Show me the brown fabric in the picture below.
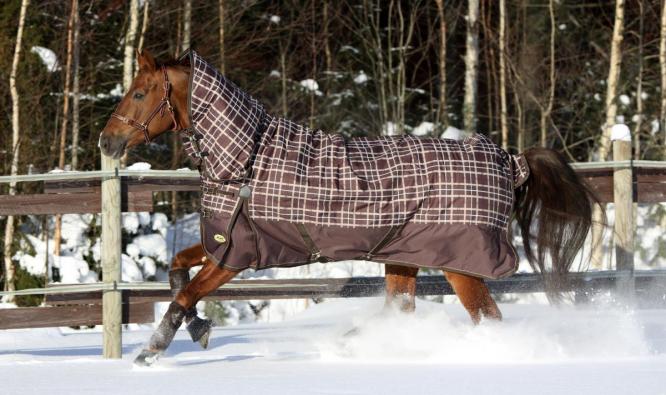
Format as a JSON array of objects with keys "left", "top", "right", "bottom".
[{"left": 184, "top": 50, "right": 523, "bottom": 279}]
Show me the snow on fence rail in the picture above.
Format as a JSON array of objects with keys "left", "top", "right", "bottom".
[{"left": 1, "top": 159, "right": 665, "bottom": 358}]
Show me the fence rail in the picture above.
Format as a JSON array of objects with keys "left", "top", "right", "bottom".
[{"left": 1, "top": 271, "right": 664, "bottom": 330}]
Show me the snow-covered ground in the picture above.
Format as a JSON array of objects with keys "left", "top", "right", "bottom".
[{"left": 1, "top": 298, "right": 665, "bottom": 395}]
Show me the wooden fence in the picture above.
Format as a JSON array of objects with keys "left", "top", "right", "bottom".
[{"left": 1, "top": 159, "right": 665, "bottom": 358}]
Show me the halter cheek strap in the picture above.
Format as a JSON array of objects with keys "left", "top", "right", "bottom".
[{"left": 111, "top": 66, "right": 180, "bottom": 144}]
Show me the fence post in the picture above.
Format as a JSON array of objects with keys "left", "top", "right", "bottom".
[
  {"left": 611, "top": 124, "right": 634, "bottom": 301},
  {"left": 101, "top": 154, "right": 122, "bottom": 358}
]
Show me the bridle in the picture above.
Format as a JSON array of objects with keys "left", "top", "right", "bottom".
[{"left": 110, "top": 65, "right": 180, "bottom": 143}]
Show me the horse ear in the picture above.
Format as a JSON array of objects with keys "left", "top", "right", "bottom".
[{"left": 136, "top": 49, "right": 157, "bottom": 72}]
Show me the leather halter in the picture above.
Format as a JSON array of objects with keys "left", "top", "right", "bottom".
[{"left": 110, "top": 66, "right": 180, "bottom": 143}]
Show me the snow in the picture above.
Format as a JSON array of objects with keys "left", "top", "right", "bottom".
[
  {"left": 126, "top": 162, "right": 152, "bottom": 171},
  {"left": 611, "top": 123, "right": 631, "bottom": 142},
  {"left": 299, "top": 79, "right": 322, "bottom": 96},
  {"left": 412, "top": 121, "right": 434, "bottom": 136},
  {"left": 619, "top": 94, "right": 631, "bottom": 106},
  {"left": 354, "top": 71, "right": 368, "bottom": 84},
  {"left": 441, "top": 125, "right": 463, "bottom": 140},
  {"left": 30, "top": 46, "right": 60, "bottom": 71},
  {"left": 1, "top": 299, "right": 665, "bottom": 394}
]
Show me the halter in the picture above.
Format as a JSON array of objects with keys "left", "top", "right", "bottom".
[{"left": 111, "top": 66, "right": 180, "bottom": 143}]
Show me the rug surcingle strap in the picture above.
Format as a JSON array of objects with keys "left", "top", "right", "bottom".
[
  {"left": 363, "top": 224, "right": 404, "bottom": 261},
  {"left": 296, "top": 223, "right": 329, "bottom": 263}
]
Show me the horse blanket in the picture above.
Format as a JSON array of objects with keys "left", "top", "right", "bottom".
[{"left": 181, "top": 50, "right": 530, "bottom": 279}]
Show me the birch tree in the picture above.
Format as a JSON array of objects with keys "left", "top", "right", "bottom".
[
  {"left": 539, "top": 0, "right": 556, "bottom": 148},
  {"left": 53, "top": 0, "right": 78, "bottom": 257},
  {"left": 3, "top": 0, "right": 30, "bottom": 301},
  {"left": 634, "top": 0, "right": 644, "bottom": 159},
  {"left": 660, "top": 0, "right": 666, "bottom": 158},
  {"left": 137, "top": 0, "right": 150, "bottom": 55},
  {"left": 598, "top": 0, "right": 625, "bottom": 161},
  {"left": 434, "top": 0, "right": 448, "bottom": 131},
  {"left": 71, "top": 0, "right": 81, "bottom": 170},
  {"left": 463, "top": 0, "right": 479, "bottom": 135},
  {"left": 120, "top": 0, "right": 139, "bottom": 168},
  {"left": 499, "top": 0, "right": 508, "bottom": 150},
  {"left": 219, "top": 0, "right": 225, "bottom": 73},
  {"left": 183, "top": 0, "right": 192, "bottom": 52},
  {"left": 592, "top": 0, "right": 625, "bottom": 269},
  {"left": 123, "top": 0, "right": 139, "bottom": 91}
]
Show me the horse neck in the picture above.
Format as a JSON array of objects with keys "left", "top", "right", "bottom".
[{"left": 167, "top": 65, "right": 192, "bottom": 131}]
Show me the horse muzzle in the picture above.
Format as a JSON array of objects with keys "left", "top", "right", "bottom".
[{"left": 99, "top": 133, "right": 128, "bottom": 159}]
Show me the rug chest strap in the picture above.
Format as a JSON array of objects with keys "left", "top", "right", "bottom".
[{"left": 296, "top": 223, "right": 329, "bottom": 263}]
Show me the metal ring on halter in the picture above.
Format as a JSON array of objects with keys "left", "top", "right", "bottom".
[{"left": 110, "top": 66, "right": 180, "bottom": 144}]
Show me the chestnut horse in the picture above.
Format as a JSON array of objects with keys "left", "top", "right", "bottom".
[{"left": 99, "top": 51, "right": 594, "bottom": 366}]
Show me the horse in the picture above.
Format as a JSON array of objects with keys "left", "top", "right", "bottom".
[{"left": 99, "top": 50, "right": 594, "bottom": 366}]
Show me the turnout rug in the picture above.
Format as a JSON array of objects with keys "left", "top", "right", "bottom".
[{"left": 181, "top": 50, "right": 529, "bottom": 279}]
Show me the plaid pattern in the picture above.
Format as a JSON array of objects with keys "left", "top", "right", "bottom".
[{"left": 184, "top": 51, "right": 524, "bottom": 230}]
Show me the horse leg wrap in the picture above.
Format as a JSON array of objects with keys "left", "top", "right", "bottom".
[
  {"left": 169, "top": 268, "right": 214, "bottom": 348},
  {"left": 147, "top": 301, "right": 186, "bottom": 351}
]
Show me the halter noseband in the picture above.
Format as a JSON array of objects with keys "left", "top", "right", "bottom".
[{"left": 110, "top": 66, "right": 180, "bottom": 143}]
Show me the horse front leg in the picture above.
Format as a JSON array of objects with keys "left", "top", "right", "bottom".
[
  {"left": 384, "top": 264, "right": 419, "bottom": 312},
  {"left": 168, "top": 244, "right": 213, "bottom": 347},
  {"left": 443, "top": 271, "right": 501, "bottom": 324},
  {"left": 134, "top": 262, "right": 239, "bottom": 366}
]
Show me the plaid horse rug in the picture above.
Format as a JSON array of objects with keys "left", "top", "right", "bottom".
[{"left": 181, "top": 51, "right": 529, "bottom": 279}]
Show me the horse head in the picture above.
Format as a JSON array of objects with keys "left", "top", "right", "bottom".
[{"left": 99, "top": 50, "right": 189, "bottom": 159}]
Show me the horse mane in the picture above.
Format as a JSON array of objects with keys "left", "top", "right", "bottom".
[{"left": 157, "top": 57, "right": 190, "bottom": 71}]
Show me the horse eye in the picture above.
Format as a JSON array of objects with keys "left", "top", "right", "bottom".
[{"left": 133, "top": 92, "right": 145, "bottom": 100}]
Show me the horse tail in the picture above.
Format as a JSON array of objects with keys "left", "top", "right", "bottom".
[{"left": 514, "top": 148, "right": 596, "bottom": 299}]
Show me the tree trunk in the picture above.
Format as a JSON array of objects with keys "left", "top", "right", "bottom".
[
  {"left": 499, "top": 0, "right": 509, "bottom": 150},
  {"left": 137, "top": 0, "right": 150, "bottom": 55},
  {"left": 323, "top": 0, "right": 332, "bottom": 76},
  {"left": 280, "top": 43, "right": 288, "bottom": 118},
  {"left": 539, "top": 0, "right": 556, "bottom": 148},
  {"left": 120, "top": 0, "right": 139, "bottom": 168},
  {"left": 3, "top": 0, "right": 30, "bottom": 302},
  {"left": 634, "top": 0, "right": 644, "bottom": 160},
  {"left": 599, "top": 0, "right": 625, "bottom": 161},
  {"left": 309, "top": 0, "right": 317, "bottom": 130},
  {"left": 183, "top": 0, "right": 191, "bottom": 52},
  {"left": 592, "top": 0, "right": 625, "bottom": 270},
  {"left": 71, "top": 0, "right": 80, "bottom": 170},
  {"left": 219, "top": 0, "right": 225, "bottom": 74},
  {"left": 434, "top": 0, "right": 447, "bottom": 132},
  {"left": 54, "top": 0, "right": 77, "bottom": 257},
  {"left": 463, "top": 0, "right": 479, "bottom": 135},
  {"left": 660, "top": 0, "right": 666, "bottom": 158}
]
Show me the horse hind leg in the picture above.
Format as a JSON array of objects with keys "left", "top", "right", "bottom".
[
  {"left": 443, "top": 271, "right": 502, "bottom": 324},
  {"left": 169, "top": 244, "right": 213, "bottom": 348},
  {"left": 135, "top": 261, "right": 239, "bottom": 366},
  {"left": 384, "top": 264, "right": 419, "bottom": 312}
]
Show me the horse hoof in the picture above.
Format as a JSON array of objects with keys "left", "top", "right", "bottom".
[
  {"left": 187, "top": 318, "right": 213, "bottom": 349},
  {"left": 134, "top": 349, "right": 161, "bottom": 367}
]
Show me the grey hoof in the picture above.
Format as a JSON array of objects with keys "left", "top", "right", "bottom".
[
  {"left": 134, "top": 349, "right": 161, "bottom": 367},
  {"left": 187, "top": 317, "right": 214, "bottom": 349}
]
